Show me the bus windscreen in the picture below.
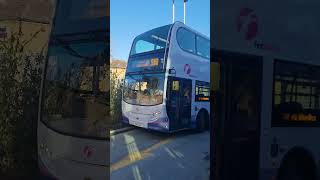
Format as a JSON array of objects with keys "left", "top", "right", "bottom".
[
  {"left": 41, "top": 0, "right": 109, "bottom": 139},
  {"left": 42, "top": 40, "right": 108, "bottom": 138},
  {"left": 130, "top": 25, "right": 171, "bottom": 56},
  {"left": 52, "top": 0, "right": 108, "bottom": 35},
  {"left": 123, "top": 74, "right": 164, "bottom": 106}
]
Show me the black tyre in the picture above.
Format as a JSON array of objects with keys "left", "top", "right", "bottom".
[
  {"left": 278, "top": 156, "right": 316, "bottom": 180},
  {"left": 196, "top": 111, "right": 208, "bottom": 132}
]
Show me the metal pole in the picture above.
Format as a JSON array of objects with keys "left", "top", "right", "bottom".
[
  {"left": 172, "top": 0, "right": 175, "bottom": 23},
  {"left": 184, "top": 0, "right": 186, "bottom": 24}
]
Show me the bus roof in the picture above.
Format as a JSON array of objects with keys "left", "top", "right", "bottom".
[
  {"left": 172, "top": 21, "right": 210, "bottom": 40},
  {"left": 134, "top": 21, "right": 210, "bottom": 41},
  {"left": 134, "top": 24, "right": 173, "bottom": 38}
]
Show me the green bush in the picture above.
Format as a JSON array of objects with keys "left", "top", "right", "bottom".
[
  {"left": 110, "top": 70, "right": 124, "bottom": 128},
  {"left": 0, "top": 24, "right": 44, "bottom": 178}
]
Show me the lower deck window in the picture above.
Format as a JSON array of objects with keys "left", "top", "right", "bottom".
[
  {"left": 272, "top": 60, "right": 320, "bottom": 126},
  {"left": 195, "top": 81, "right": 210, "bottom": 102}
]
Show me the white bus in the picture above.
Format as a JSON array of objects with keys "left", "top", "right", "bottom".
[
  {"left": 122, "top": 21, "right": 210, "bottom": 133},
  {"left": 37, "top": 0, "right": 109, "bottom": 179},
  {"left": 212, "top": 1, "right": 320, "bottom": 180}
]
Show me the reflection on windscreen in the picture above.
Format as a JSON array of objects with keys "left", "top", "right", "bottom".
[
  {"left": 130, "top": 25, "right": 171, "bottom": 56},
  {"left": 42, "top": 41, "right": 109, "bottom": 138},
  {"left": 123, "top": 74, "right": 164, "bottom": 106},
  {"left": 68, "top": 0, "right": 108, "bottom": 20},
  {"left": 53, "top": 0, "right": 108, "bottom": 35}
]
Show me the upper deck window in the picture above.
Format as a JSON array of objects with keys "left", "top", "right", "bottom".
[
  {"left": 177, "top": 28, "right": 196, "bottom": 53},
  {"left": 196, "top": 36, "right": 210, "bottom": 59},
  {"left": 177, "top": 27, "right": 210, "bottom": 59},
  {"left": 130, "top": 25, "right": 171, "bottom": 56}
]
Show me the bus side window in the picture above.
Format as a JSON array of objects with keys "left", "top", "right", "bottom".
[
  {"left": 168, "top": 80, "right": 179, "bottom": 105},
  {"left": 177, "top": 28, "right": 196, "bottom": 54},
  {"left": 273, "top": 60, "right": 320, "bottom": 125},
  {"left": 196, "top": 36, "right": 210, "bottom": 59},
  {"left": 195, "top": 81, "right": 210, "bottom": 101}
]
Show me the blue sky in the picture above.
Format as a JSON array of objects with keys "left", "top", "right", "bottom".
[{"left": 110, "top": 0, "right": 210, "bottom": 61}]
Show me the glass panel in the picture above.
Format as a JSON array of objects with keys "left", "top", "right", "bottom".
[
  {"left": 196, "top": 36, "right": 210, "bottom": 59},
  {"left": 275, "top": 95, "right": 281, "bottom": 105},
  {"left": 130, "top": 25, "right": 171, "bottom": 55},
  {"left": 274, "top": 81, "right": 281, "bottom": 94},
  {"left": 42, "top": 40, "right": 108, "bottom": 138},
  {"left": 135, "top": 40, "right": 158, "bottom": 54},
  {"left": 172, "top": 81, "right": 180, "bottom": 91},
  {"left": 177, "top": 28, "right": 196, "bottom": 53},
  {"left": 273, "top": 60, "right": 320, "bottom": 125},
  {"left": 53, "top": 0, "right": 108, "bottom": 35},
  {"left": 123, "top": 74, "right": 164, "bottom": 106},
  {"left": 195, "top": 81, "right": 210, "bottom": 101}
]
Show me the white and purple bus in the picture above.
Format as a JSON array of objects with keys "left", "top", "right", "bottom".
[
  {"left": 122, "top": 22, "right": 210, "bottom": 133},
  {"left": 37, "top": 0, "right": 109, "bottom": 179},
  {"left": 212, "top": 1, "right": 320, "bottom": 180}
]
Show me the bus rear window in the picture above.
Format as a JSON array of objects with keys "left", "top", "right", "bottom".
[{"left": 272, "top": 60, "right": 320, "bottom": 126}]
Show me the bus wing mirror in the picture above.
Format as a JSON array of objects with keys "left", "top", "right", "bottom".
[{"left": 169, "top": 68, "right": 176, "bottom": 75}]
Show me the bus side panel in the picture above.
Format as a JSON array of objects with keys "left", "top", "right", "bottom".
[
  {"left": 168, "top": 23, "right": 210, "bottom": 129},
  {"left": 38, "top": 121, "right": 109, "bottom": 179},
  {"left": 213, "top": 0, "right": 320, "bottom": 63},
  {"left": 214, "top": 0, "right": 320, "bottom": 179}
]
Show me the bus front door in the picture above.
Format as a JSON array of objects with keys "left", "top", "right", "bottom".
[
  {"left": 167, "top": 77, "right": 192, "bottom": 131},
  {"left": 212, "top": 52, "right": 262, "bottom": 180}
]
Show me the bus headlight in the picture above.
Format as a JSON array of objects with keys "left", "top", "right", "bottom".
[{"left": 152, "top": 111, "right": 161, "bottom": 117}]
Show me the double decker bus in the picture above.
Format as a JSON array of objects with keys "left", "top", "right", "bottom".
[
  {"left": 37, "top": 0, "right": 109, "bottom": 179},
  {"left": 211, "top": 1, "right": 320, "bottom": 180},
  {"left": 122, "top": 21, "right": 210, "bottom": 133}
]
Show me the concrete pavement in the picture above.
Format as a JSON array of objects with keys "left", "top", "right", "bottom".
[{"left": 110, "top": 128, "right": 210, "bottom": 180}]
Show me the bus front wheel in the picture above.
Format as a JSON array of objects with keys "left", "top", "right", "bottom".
[{"left": 278, "top": 153, "right": 316, "bottom": 180}]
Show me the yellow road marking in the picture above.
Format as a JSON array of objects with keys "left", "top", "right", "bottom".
[{"left": 110, "top": 138, "right": 172, "bottom": 172}]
